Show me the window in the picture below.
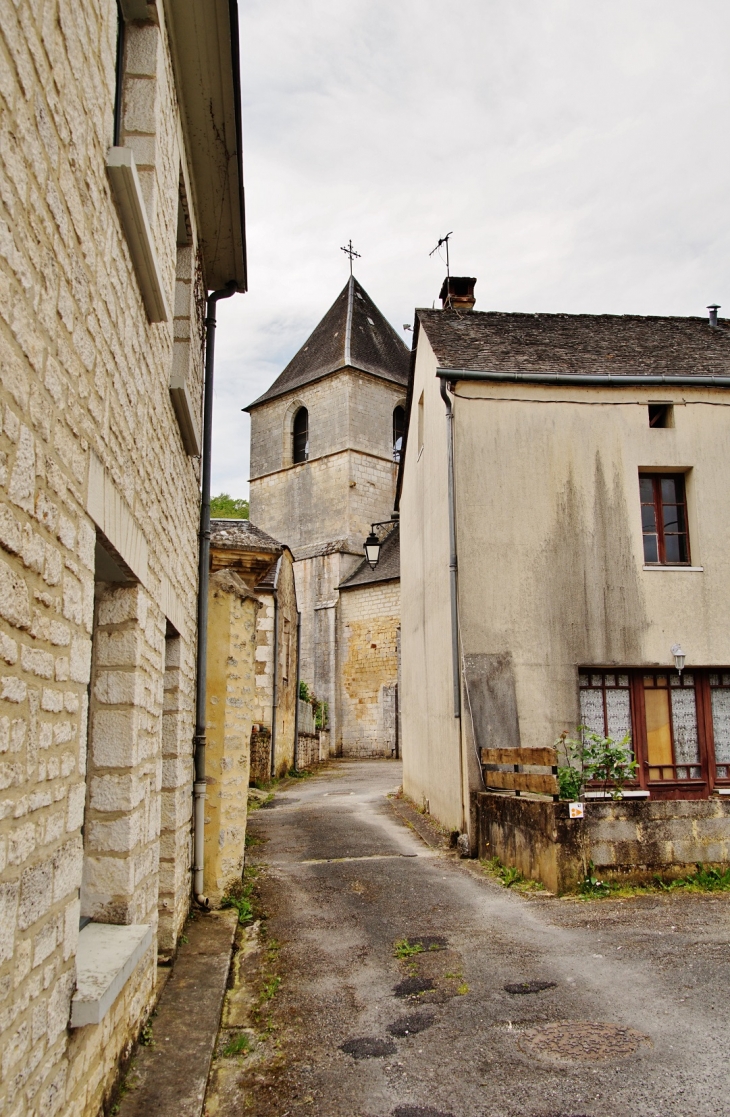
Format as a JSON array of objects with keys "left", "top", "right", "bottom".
[
  {"left": 293, "top": 407, "right": 309, "bottom": 464},
  {"left": 648, "top": 403, "right": 673, "bottom": 428},
  {"left": 393, "top": 406, "right": 405, "bottom": 463},
  {"left": 639, "top": 473, "right": 689, "bottom": 564},
  {"left": 578, "top": 668, "right": 730, "bottom": 796}
]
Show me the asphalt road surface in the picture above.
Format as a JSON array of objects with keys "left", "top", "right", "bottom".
[{"left": 240, "top": 759, "right": 730, "bottom": 1117}]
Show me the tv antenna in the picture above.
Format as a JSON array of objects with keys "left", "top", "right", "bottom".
[
  {"left": 429, "top": 231, "right": 453, "bottom": 277},
  {"left": 340, "top": 239, "right": 361, "bottom": 276}
]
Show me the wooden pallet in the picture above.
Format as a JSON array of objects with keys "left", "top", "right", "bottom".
[{"left": 481, "top": 746, "right": 559, "bottom": 798}]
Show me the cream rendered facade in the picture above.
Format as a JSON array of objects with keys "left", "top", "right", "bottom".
[
  {"left": 0, "top": 2, "right": 245, "bottom": 1114},
  {"left": 400, "top": 304, "right": 730, "bottom": 841}
]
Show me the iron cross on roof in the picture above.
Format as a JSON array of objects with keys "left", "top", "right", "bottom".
[{"left": 340, "top": 239, "right": 361, "bottom": 276}]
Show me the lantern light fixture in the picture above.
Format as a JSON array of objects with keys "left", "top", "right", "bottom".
[
  {"left": 363, "top": 516, "right": 399, "bottom": 571},
  {"left": 670, "top": 643, "right": 686, "bottom": 675}
]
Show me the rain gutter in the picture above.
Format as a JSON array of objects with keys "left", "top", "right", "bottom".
[{"left": 436, "top": 369, "right": 730, "bottom": 388}]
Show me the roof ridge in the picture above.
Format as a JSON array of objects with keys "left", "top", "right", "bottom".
[{"left": 344, "top": 275, "right": 354, "bottom": 368}]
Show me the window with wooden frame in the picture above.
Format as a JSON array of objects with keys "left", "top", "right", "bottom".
[
  {"left": 639, "top": 473, "right": 689, "bottom": 565},
  {"left": 579, "top": 668, "right": 730, "bottom": 797}
]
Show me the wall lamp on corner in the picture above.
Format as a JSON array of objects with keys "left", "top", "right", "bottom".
[
  {"left": 364, "top": 516, "right": 399, "bottom": 570},
  {"left": 671, "top": 643, "right": 686, "bottom": 675}
]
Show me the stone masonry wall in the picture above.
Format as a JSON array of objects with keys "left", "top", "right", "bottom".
[
  {"left": 0, "top": 2, "right": 205, "bottom": 1114},
  {"left": 337, "top": 580, "right": 400, "bottom": 757}
]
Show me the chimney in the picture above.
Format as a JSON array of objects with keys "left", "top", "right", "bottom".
[
  {"left": 708, "top": 304, "right": 720, "bottom": 328},
  {"left": 440, "top": 276, "right": 477, "bottom": 311}
]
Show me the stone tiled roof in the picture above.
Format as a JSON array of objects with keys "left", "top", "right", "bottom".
[
  {"left": 339, "top": 524, "right": 399, "bottom": 589},
  {"left": 416, "top": 309, "right": 730, "bottom": 378},
  {"left": 210, "top": 519, "right": 282, "bottom": 553},
  {"left": 246, "top": 278, "right": 410, "bottom": 409}
]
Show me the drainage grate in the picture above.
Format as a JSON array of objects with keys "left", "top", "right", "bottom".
[
  {"left": 260, "top": 798, "right": 300, "bottom": 809},
  {"left": 340, "top": 1037, "right": 397, "bottom": 1059},
  {"left": 387, "top": 1013, "right": 435, "bottom": 1037},
  {"left": 392, "top": 1108, "right": 455, "bottom": 1117},
  {"left": 504, "top": 980, "right": 557, "bottom": 995},
  {"left": 393, "top": 977, "right": 436, "bottom": 998},
  {"left": 518, "top": 1021, "right": 650, "bottom": 1062}
]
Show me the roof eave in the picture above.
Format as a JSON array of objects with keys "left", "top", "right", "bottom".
[{"left": 164, "top": 0, "right": 247, "bottom": 293}]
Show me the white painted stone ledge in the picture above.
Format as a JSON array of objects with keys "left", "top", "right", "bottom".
[{"left": 70, "top": 922, "right": 152, "bottom": 1028}]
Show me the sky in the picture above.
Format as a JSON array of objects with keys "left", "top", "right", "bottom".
[{"left": 211, "top": 0, "right": 730, "bottom": 499}]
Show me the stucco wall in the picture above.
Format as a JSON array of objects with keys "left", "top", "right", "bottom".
[
  {"left": 399, "top": 336, "right": 465, "bottom": 832},
  {"left": 338, "top": 581, "right": 400, "bottom": 757},
  {"left": 452, "top": 379, "right": 730, "bottom": 751},
  {"left": 0, "top": 3, "right": 205, "bottom": 1113},
  {"left": 204, "top": 573, "right": 259, "bottom": 905}
]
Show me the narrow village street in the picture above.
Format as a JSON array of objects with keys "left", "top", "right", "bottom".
[{"left": 202, "top": 760, "right": 730, "bottom": 1117}]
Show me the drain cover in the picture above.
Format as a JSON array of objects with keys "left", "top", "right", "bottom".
[
  {"left": 260, "top": 798, "right": 300, "bottom": 809},
  {"left": 519, "top": 1021, "right": 650, "bottom": 1062},
  {"left": 387, "top": 1013, "right": 435, "bottom": 1037},
  {"left": 393, "top": 976, "right": 436, "bottom": 998},
  {"left": 392, "top": 1108, "right": 455, "bottom": 1117},
  {"left": 340, "top": 1036, "right": 397, "bottom": 1059},
  {"left": 504, "top": 980, "right": 557, "bottom": 995}
]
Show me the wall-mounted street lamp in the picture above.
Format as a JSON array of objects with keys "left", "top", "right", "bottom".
[
  {"left": 363, "top": 517, "right": 399, "bottom": 570},
  {"left": 671, "top": 643, "right": 686, "bottom": 675}
]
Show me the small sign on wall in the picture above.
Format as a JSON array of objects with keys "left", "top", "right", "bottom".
[{"left": 568, "top": 802, "right": 585, "bottom": 819}]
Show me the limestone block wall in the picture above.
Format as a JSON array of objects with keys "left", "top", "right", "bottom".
[
  {"left": 82, "top": 584, "right": 164, "bottom": 930},
  {"left": 337, "top": 580, "right": 400, "bottom": 757},
  {"left": 204, "top": 572, "right": 259, "bottom": 905},
  {"left": 0, "top": 1, "right": 205, "bottom": 1114}
]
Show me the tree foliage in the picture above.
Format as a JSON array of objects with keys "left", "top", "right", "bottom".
[{"left": 210, "top": 493, "right": 249, "bottom": 519}]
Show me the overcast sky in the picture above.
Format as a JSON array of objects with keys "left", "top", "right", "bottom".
[{"left": 211, "top": 0, "right": 730, "bottom": 499}]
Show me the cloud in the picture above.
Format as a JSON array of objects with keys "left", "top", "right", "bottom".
[{"left": 212, "top": 0, "right": 730, "bottom": 496}]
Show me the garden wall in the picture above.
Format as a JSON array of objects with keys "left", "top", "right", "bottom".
[{"left": 477, "top": 792, "right": 730, "bottom": 894}]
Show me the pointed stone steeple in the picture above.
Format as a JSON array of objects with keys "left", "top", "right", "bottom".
[{"left": 247, "top": 277, "right": 409, "bottom": 410}]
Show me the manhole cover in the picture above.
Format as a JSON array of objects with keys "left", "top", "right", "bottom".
[
  {"left": 393, "top": 977, "right": 436, "bottom": 998},
  {"left": 340, "top": 1037, "right": 396, "bottom": 1059},
  {"left": 505, "top": 980, "right": 557, "bottom": 995},
  {"left": 392, "top": 1108, "right": 455, "bottom": 1117},
  {"left": 387, "top": 1013, "right": 435, "bottom": 1037},
  {"left": 518, "top": 1021, "right": 650, "bottom": 1062}
]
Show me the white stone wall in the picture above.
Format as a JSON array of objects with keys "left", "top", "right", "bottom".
[{"left": 0, "top": 1, "right": 205, "bottom": 1113}]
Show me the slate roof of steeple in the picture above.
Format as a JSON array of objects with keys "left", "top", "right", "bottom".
[{"left": 245, "top": 277, "right": 410, "bottom": 410}]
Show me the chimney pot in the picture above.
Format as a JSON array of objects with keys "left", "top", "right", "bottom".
[
  {"left": 707, "top": 304, "right": 720, "bottom": 328},
  {"left": 440, "top": 276, "right": 477, "bottom": 311}
]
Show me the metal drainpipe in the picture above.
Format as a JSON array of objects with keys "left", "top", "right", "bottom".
[
  {"left": 293, "top": 610, "right": 302, "bottom": 770},
  {"left": 269, "top": 558, "right": 282, "bottom": 779},
  {"left": 193, "top": 281, "right": 237, "bottom": 905}
]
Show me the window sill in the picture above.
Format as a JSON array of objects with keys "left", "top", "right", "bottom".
[
  {"left": 70, "top": 923, "right": 152, "bottom": 1028},
  {"left": 712, "top": 788, "right": 730, "bottom": 796},
  {"left": 107, "top": 147, "right": 169, "bottom": 323},
  {"left": 642, "top": 564, "right": 704, "bottom": 572}
]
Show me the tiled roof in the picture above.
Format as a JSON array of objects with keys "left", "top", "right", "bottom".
[
  {"left": 246, "top": 278, "right": 410, "bottom": 409},
  {"left": 210, "top": 519, "right": 282, "bottom": 553},
  {"left": 416, "top": 309, "right": 730, "bottom": 378},
  {"left": 339, "top": 524, "right": 400, "bottom": 589}
]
